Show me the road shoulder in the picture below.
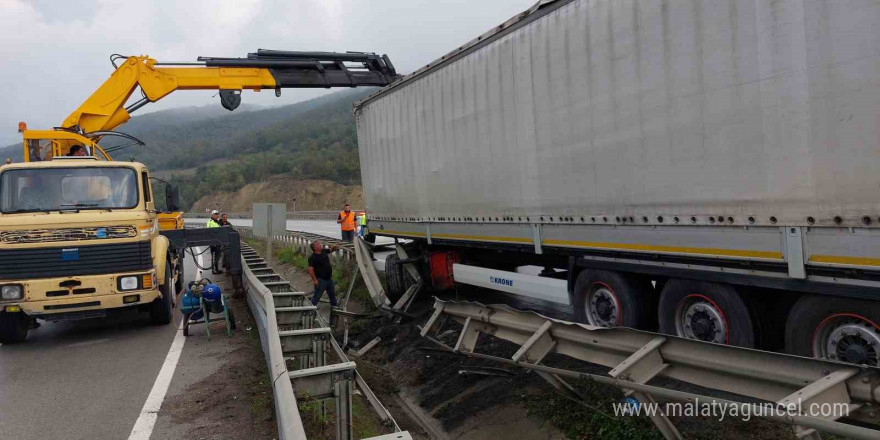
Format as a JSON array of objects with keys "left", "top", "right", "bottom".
[{"left": 151, "top": 275, "right": 276, "bottom": 440}]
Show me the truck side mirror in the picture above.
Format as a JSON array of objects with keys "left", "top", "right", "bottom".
[{"left": 165, "top": 185, "right": 181, "bottom": 212}]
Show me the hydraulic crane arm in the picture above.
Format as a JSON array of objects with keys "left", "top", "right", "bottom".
[{"left": 62, "top": 50, "right": 399, "bottom": 136}]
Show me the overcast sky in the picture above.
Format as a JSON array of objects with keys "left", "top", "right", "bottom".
[{"left": 0, "top": 0, "right": 536, "bottom": 146}]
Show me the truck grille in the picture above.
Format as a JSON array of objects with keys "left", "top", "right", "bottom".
[
  {"left": 0, "top": 241, "right": 152, "bottom": 280},
  {"left": 0, "top": 226, "right": 137, "bottom": 244}
]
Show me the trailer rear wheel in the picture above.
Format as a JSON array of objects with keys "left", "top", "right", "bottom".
[
  {"left": 658, "top": 280, "right": 754, "bottom": 348},
  {"left": 573, "top": 270, "right": 649, "bottom": 328},
  {"left": 785, "top": 295, "right": 880, "bottom": 366},
  {"left": 384, "top": 254, "right": 412, "bottom": 304},
  {"left": 0, "top": 311, "right": 29, "bottom": 344}
]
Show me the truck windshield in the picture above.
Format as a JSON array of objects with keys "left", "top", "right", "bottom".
[{"left": 0, "top": 167, "right": 139, "bottom": 213}]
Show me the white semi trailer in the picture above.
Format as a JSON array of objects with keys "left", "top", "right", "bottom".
[{"left": 354, "top": 0, "right": 880, "bottom": 365}]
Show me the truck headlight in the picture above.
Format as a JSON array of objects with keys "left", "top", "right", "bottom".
[
  {"left": 1, "top": 285, "right": 23, "bottom": 300},
  {"left": 118, "top": 276, "right": 139, "bottom": 291}
]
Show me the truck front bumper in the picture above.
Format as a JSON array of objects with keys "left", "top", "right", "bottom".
[{"left": 0, "top": 270, "right": 161, "bottom": 317}]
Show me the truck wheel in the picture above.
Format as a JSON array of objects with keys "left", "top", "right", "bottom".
[
  {"left": 149, "top": 259, "right": 174, "bottom": 325},
  {"left": 658, "top": 279, "right": 754, "bottom": 347},
  {"left": 384, "top": 254, "right": 406, "bottom": 303},
  {"left": 174, "top": 256, "right": 185, "bottom": 297},
  {"left": 573, "top": 270, "right": 650, "bottom": 328},
  {"left": 0, "top": 311, "right": 29, "bottom": 344},
  {"left": 785, "top": 295, "right": 880, "bottom": 366}
]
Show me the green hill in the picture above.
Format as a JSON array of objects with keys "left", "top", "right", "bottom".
[{"left": 2, "top": 89, "right": 374, "bottom": 209}]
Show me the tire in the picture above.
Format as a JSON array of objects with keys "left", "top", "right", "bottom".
[
  {"left": 363, "top": 233, "right": 377, "bottom": 244},
  {"left": 658, "top": 279, "right": 754, "bottom": 348},
  {"left": 785, "top": 295, "right": 880, "bottom": 366},
  {"left": 0, "top": 311, "right": 29, "bottom": 344},
  {"left": 174, "top": 255, "right": 185, "bottom": 297},
  {"left": 149, "top": 258, "right": 174, "bottom": 325},
  {"left": 384, "top": 254, "right": 405, "bottom": 304},
  {"left": 572, "top": 270, "right": 651, "bottom": 328}
]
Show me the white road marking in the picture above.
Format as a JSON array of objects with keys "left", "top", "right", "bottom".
[
  {"left": 126, "top": 247, "right": 203, "bottom": 440},
  {"left": 126, "top": 320, "right": 185, "bottom": 440}
]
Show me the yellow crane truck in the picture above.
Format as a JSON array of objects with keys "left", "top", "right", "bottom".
[{"left": 0, "top": 50, "right": 399, "bottom": 342}]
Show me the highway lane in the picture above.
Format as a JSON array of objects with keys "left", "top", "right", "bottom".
[
  {"left": 190, "top": 217, "right": 394, "bottom": 245},
  {"left": 0, "top": 250, "right": 205, "bottom": 440},
  {"left": 191, "top": 218, "right": 396, "bottom": 266},
  {"left": 191, "top": 217, "right": 345, "bottom": 239}
]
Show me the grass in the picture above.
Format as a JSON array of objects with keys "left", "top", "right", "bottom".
[
  {"left": 351, "top": 396, "right": 384, "bottom": 438},
  {"left": 520, "top": 379, "right": 664, "bottom": 440},
  {"left": 298, "top": 395, "right": 385, "bottom": 440},
  {"left": 273, "top": 242, "right": 376, "bottom": 311},
  {"left": 277, "top": 246, "right": 309, "bottom": 270}
]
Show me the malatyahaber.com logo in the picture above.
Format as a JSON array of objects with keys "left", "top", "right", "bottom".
[{"left": 614, "top": 397, "right": 850, "bottom": 422}]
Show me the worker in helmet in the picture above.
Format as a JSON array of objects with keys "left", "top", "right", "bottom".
[
  {"left": 356, "top": 211, "right": 367, "bottom": 237},
  {"left": 206, "top": 210, "right": 223, "bottom": 273}
]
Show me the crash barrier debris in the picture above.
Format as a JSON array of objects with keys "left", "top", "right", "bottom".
[{"left": 420, "top": 299, "right": 880, "bottom": 440}]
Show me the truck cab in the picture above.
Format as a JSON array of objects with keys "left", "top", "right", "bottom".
[{"left": 0, "top": 156, "right": 177, "bottom": 343}]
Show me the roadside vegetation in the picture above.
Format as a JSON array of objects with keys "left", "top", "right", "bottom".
[
  {"left": 275, "top": 245, "right": 376, "bottom": 311},
  {"left": 520, "top": 379, "right": 662, "bottom": 440}
]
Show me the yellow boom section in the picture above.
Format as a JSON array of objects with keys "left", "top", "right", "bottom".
[
  {"left": 16, "top": 50, "right": 399, "bottom": 230},
  {"left": 62, "top": 56, "right": 278, "bottom": 135}
]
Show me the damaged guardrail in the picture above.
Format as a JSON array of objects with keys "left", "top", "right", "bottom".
[
  {"left": 421, "top": 299, "right": 880, "bottom": 440},
  {"left": 242, "top": 250, "right": 308, "bottom": 440}
]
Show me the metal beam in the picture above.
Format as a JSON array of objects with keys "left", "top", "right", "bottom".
[{"left": 424, "top": 298, "right": 880, "bottom": 439}]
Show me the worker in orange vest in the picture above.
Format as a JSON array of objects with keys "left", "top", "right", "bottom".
[{"left": 337, "top": 203, "right": 356, "bottom": 242}]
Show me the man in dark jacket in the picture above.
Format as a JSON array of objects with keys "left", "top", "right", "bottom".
[{"left": 308, "top": 240, "right": 340, "bottom": 307}]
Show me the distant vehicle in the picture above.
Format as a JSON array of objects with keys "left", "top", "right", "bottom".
[{"left": 355, "top": 0, "right": 880, "bottom": 366}]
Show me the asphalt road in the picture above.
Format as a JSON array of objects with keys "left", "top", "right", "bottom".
[
  {"left": 191, "top": 217, "right": 345, "bottom": 239},
  {"left": 191, "top": 217, "right": 396, "bottom": 267},
  {"left": 0, "top": 249, "right": 207, "bottom": 440}
]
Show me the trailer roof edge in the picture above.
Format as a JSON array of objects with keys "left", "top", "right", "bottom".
[{"left": 353, "top": 0, "right": 571, "bottom": 110}]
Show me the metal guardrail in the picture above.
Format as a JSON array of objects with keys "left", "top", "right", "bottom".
[
  {"left": 240, "top": 235, "right": 405, "bottom": 440},
  {"left": 242, "top": 250, "right": 308, "bottom": 440},
  {"left": 237, "top": 226, "right": 355, "bottom": 260},
  {"left": 421, "top": 299, "right": 880, "bottom": 440},
  {"left": 185, "top": 211, "right": 356, "bottom": 221}
]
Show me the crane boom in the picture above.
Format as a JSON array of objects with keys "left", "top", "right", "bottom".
[{"left": 61, "top": 50, "right": 399, "bottom": 137}]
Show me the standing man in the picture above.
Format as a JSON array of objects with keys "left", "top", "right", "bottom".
[
  {"left": 337, "top": 203, "right": 356, "bottom": 242},
  {"left": 356, "top": 211, "right": 368, "bottom": 237},
  {"left": 206, "top": 210, "right": 223, "bottom": 274},
  {"left": 308, "top": 240, "right": 340, "bottom": 307},
  {"left": 219, "top": 213, "right": 232, "bottom": 227}
]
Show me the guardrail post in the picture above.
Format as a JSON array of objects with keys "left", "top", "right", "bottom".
[{"left": 335, "top": 377, "right": 353, "bottom": 440}]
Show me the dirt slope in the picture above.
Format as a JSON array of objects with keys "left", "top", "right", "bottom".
[{"left": 191, "top": 176, "right": 363, "bottom": 213}]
